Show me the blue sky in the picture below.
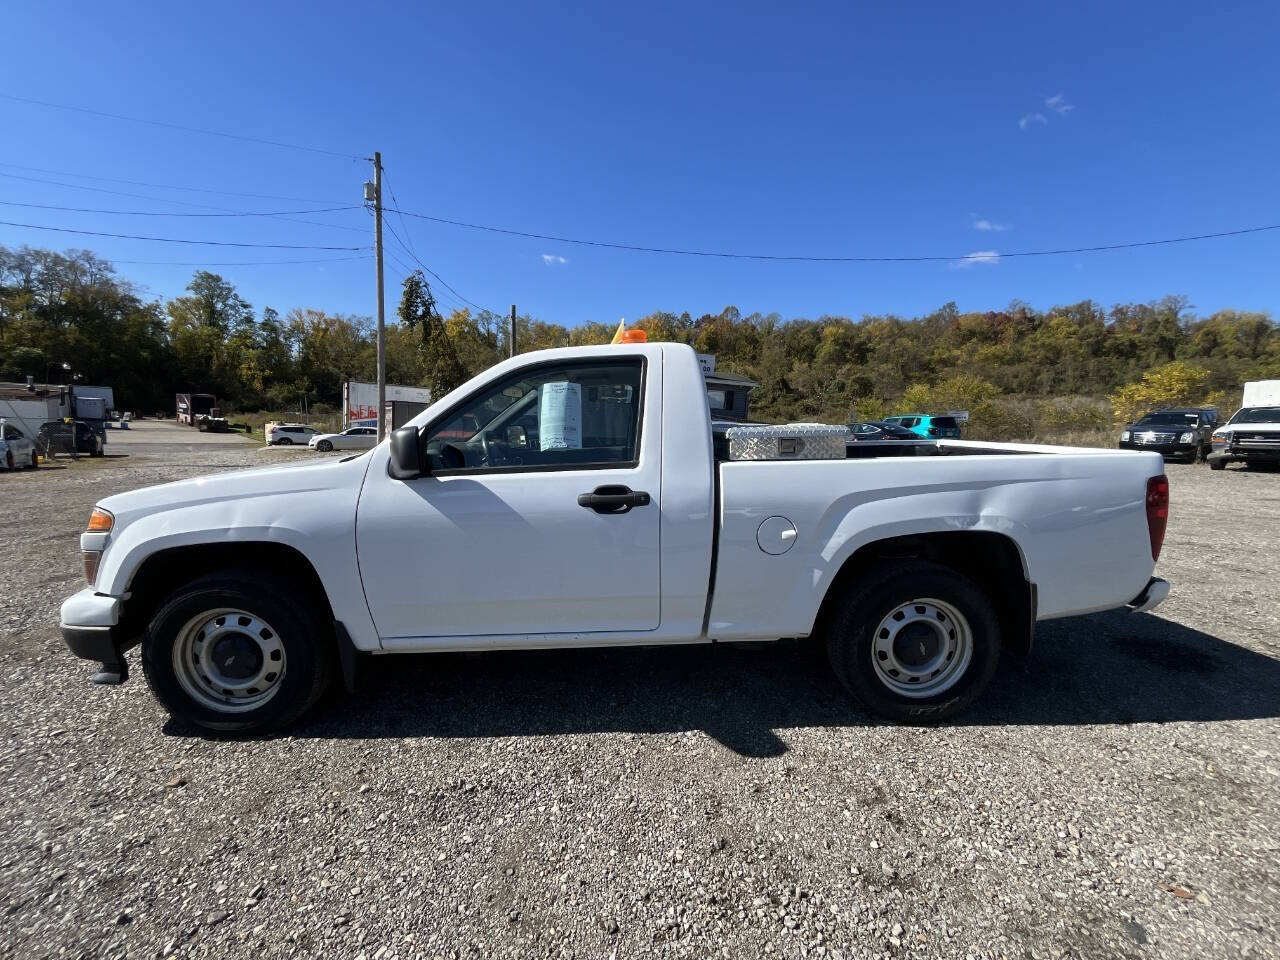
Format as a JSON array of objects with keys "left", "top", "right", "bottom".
[{"left": 2, "top": 1, "right": 1278, "bottom": 326}]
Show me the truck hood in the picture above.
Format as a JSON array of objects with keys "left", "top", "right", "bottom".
[
  {"left": 1124, "top": 422, "right": 1197, "bottom": 433},
  {"left": 1219, "top": 421, "right": 1280, "bottom": 432},
  {"left": 97, "top": 452, "right": 372, "bottom": 525}
]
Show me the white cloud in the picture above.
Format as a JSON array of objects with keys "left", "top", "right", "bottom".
[
  {"left": 1045, "top": 93, "right": 1074, "bottom": 115},
  {"left": 540, "top": 254, "right": 567, "bottom": 265},
  {"left": 950, "top": 250, "right": 1001, "bottom": 269},
  {"left": 972, "top": 217, "right": 1012, "bottom": 232},
  {"left": 1019, "top": 113, "right": 1047, "bottom": 130}
]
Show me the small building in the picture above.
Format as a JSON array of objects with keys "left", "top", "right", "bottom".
[
  {"left": 704, "top": 369, "right": 758, "bottom": 422},
  {"left": 344, "top": 380, "right": 433, "bottom": 431}
]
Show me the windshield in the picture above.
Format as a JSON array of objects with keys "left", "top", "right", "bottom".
[
  {"left": 1229, "top": 407, "right": 1280, "bottom": 424},
  {"left": 1137, "top": 412, "right": 1198, "bottom": 425}
]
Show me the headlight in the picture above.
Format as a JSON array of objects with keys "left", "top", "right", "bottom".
[
  {"left": 1121, "top": 431, "right": 1130, "bottom": 442},
  {"left": 1211, "top": 432, "right": 1228, "bottom": 446},
  {"left": 1179, "top": 432, "right": 1193, "bottom": 443}
]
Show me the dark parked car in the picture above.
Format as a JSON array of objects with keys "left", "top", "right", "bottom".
[
  {"left": 848, "top": 420, "right": 922, "bottom": 441},
  {"left": 38, "top": 420, "right": 105, "bottom": 457},
  {"left": 1118, "top": 408, "right": 1213, "bottom": 462}
]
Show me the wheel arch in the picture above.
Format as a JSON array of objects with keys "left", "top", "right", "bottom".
[
  {"left": 813, "top": 530, "right": 1037, "bottom": 655},
  {"left": 119, "top": 541, "right": 336, "bottom": 642}
]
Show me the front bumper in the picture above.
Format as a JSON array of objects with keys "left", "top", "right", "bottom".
[
  {"left": 1118, "top": 441, "right": 1198, "bottom": 457},
  {"left": 1210, "top": 445, "right": 1280, "bottom": 464},
  {"left": 60, "top": 588, "right": 133, "bottom": 684}
]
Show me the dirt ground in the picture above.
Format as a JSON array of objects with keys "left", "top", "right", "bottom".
[{"left": 0, "top": 441, "right": 1277, "bottom": 960}]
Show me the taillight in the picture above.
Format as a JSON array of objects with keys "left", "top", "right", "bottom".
[{"left": 1145, "top": 475, "right": 1169, "bottom": 562}]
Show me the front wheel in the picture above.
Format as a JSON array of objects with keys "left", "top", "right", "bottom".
[
  {"left": 142, "top": 572, "right": 334, "bottom": 732},
  {"left": 826, "top": 560, "right": 1000, "bottom": 723},
  {"left": 3, "top": 450, "right": 12, "bottom": 471},
  {"left": 27, "top": 450, "right": 38, "bottom": 469},
  {"left": 316, "top": 440, "right": 333, "bottom": 452},
  {"left": 1209, "top": 458, "right": 1226, "bottom": 471}
]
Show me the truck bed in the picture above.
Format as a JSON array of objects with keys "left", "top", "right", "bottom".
[{"left": 706, "top": 440, "right": 1165, "bottom": 642}]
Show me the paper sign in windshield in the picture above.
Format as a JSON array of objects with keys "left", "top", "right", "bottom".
[{"left": 539, "top": 381, "right": 582, "bottom": 449}]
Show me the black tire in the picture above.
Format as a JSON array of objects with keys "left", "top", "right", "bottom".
[
  {"left": 27, "top": 450, "right": 38, "bottom": 470},
  {"left": 317, "top": 440, "right": 333, "bottom": 452},
  {"left": 4, "top": 450, "right": 12, "bottom": 471},
  {"left": 278, "top": 436, "right": 293, "bottom": 446},
  {"left": 825, "top": 559, "right": 1000, "bottom": 723},
  {"left": 1209, "top": 458, "right": 1226, "bottom": 471},
  {"left": 142, "top": 571, "right": 335, "bottom": 733}
]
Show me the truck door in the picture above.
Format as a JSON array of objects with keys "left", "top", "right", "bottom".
[{"left": 356, "top": 356, "right": 662, "bottom": 640}]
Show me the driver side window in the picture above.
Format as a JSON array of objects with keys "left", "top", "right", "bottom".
[{"left": 423, "top": 359, "right": 644, "bottom": 473}]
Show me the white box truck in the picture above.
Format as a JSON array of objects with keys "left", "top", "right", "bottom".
[{"left": 1242, "top": 380, "right": 1280, "bottom": 407}]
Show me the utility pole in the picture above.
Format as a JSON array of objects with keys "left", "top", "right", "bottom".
[
  {"left": 509, "top": 304, "right": 517, "bottom": 358},
  {"left": 372, "top": 152, "right": 387, "bottom": 440}
]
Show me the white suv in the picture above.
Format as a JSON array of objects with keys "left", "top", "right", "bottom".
[
  {"left": 265, "top": 423, "right": 321, "bottom": 446},
  {"left": 1, "top": 420, "right": 38, "bottom": 470}
]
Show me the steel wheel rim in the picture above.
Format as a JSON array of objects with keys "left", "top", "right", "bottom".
[
  {"left": 172, "top": 608, "right": 286, "bottom": 713},
  {"left": 871, "top": 597, "right": 973, "bottom": 698}
]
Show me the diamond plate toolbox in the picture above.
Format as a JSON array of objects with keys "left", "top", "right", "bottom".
[{"left": 723, "top": 422, "right": 848, "bottom": 461}]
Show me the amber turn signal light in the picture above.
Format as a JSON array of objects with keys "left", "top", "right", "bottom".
[{"left": 87, "top": 508, "right": 114, "bottom": 532}]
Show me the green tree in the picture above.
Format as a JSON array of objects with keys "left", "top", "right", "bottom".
[{"left": 398, "top": 271, "right": 466, "bottom": 397}]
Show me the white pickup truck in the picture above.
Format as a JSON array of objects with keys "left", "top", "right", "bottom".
[{"left": 61, "top": 341, "right": 1172, "bottom": 731}]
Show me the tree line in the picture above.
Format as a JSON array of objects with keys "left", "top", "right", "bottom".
[{"left": 1, "top": 244, "right": 1276, "bottom": 435}]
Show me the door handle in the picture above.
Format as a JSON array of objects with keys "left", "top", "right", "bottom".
[{"left": 578, "top": 484, "right": 651, "bottom": 514}]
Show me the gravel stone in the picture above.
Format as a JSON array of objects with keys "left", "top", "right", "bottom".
[{"left": 1, "top": 437, "right": 1278, "bottom": 958}]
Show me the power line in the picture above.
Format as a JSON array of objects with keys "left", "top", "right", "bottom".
[
  {"left": 380, "top": 170, "right": 422, "bottom": 264},
  {"left": 375, "top": 210, "right": 494, "bottom": 315},
  {"left": 0, "top": 172, "right": 369, "bottom": 234},
  {"left": 385, "top": 207, "right": 1280, "bottom": 263},
  {"left": 0, "top": 219, "right": 369, "bottom": 251},
  {"left": 0, "top": 200, "right": 361, "bottom": 218},
  {"left": 380, "top": 229, "right": 469, "bottom": 313},
  {"left": 0, "top": 93, "right": 362, "bottom": 160},
  {"left": 0, "top": 161, "right": 345, "bottom": 205},
  {"left": 109, "top": 255, "right": 372, "bottom": 266}
]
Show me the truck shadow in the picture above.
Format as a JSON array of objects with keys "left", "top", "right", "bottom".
[{"left": 243, "top": 611, "right": 1280, "bottom": 758}]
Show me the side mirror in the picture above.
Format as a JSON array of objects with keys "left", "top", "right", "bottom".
[
  {"left": 506, "top": 424, "right": 528, "bottom": 447},
  {"left": 388, "top": 426, "right": 424, "bottom": 480}
]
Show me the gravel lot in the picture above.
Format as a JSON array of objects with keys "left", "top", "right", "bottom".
[{"left": 2, "top": 438, "right": 1278, "bottom": 960}]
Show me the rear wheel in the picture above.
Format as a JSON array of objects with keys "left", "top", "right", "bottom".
[
  {"left": 4, "top": 450, "right": 12, "bottom": 471},
  {"left": 142, "top": 571, "right": 334, "bottom": 732},
  {"left": 277, "top": 436, "right": 293, "bottom": 446},
  {"left": 826, "top": 560, "right": 1000, "bottom": 723},
  {"left": 27, "top": 450, "right": 38, "bottom": 469}
]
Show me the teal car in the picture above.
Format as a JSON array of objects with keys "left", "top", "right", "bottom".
[{"left": 883, "top": 414, "right": 962, "bottom": 439}]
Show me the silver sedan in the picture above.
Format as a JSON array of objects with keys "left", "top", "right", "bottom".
[{"left": 308, "top": 426, "right": 378, "bottom": 452}]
